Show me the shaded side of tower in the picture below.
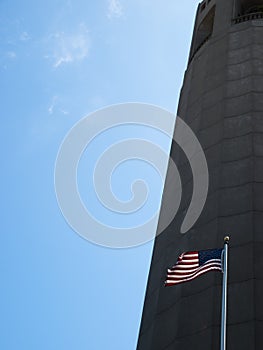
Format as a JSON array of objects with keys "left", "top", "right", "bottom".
[{"left": 137, "top": 0, "right": 263, "bottom": 349}]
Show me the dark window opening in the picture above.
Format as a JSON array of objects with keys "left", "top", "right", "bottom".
[
  {"left": 201, "top": 3, "right": 206, "bottom": 12},
  {"left": 234, "top": 0, "right": 263, "bottom": 23},
  {"left": 245, "top": 5, "right": 263, "bottom": 13},
  {"left": 189, "top": 6, "right": 215, "bottom": 61}
]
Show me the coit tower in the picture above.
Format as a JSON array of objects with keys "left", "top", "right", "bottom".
[{"left": 137, "top": 1, "right": 263, "bottom": 349}]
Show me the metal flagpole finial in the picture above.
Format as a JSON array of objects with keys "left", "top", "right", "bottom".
[{"left": 224, "top": 236, "right": 230, "bottom": 243}]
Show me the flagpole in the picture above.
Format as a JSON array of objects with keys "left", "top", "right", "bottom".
[{"left": 220, "top": 236, "right": 229, "bottom": 350}]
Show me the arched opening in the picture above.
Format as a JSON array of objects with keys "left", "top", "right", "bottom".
[{"left": 235, "top": 0, "right": 263, "bottom": 17}]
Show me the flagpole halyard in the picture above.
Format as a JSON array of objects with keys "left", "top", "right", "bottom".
[{"left": 220, "top": 236, "right": 229, "bottom": 350}]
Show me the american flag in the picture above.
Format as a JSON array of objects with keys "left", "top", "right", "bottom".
[{"left": 165, "top": 248, "right": 223, "bottom": 286}]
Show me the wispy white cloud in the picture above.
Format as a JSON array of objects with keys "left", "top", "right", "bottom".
[
  {"left": 20, "top": 31, "right": 30, "bottom": 41},
  {"left": 48, "top": 95, "right": 69, "bottom": 115},
  {"left": 48, "top": 95, "right": 58, "bottom": 114},
  {"left": 107, "top": 0, "right": 123, "bottom": 19},
  {"left": 59, "top": 108, "right": 69, "bottom": 115},
  {"left": 46, "top": 24, "right": 91, "bottom": 68},
  {"left": 6, "top": 51, "right": 16, "bottom": 59}
]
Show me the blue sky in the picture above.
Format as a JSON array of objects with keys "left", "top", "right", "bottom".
[{"left": 1, "top": 1, "right": 200, "bottom": 349}]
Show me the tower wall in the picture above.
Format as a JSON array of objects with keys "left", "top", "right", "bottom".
[{"left": 137, "top": 0, "right": 263, "bottom": 349}]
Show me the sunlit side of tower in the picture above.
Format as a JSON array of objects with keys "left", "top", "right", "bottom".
[{"left": 137, "top": 0, "right": 263, "bottom": 349}]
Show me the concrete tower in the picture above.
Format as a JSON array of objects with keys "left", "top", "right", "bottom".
[{"left": 137, "top": 1, "right": 263, "bottom": 349}]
